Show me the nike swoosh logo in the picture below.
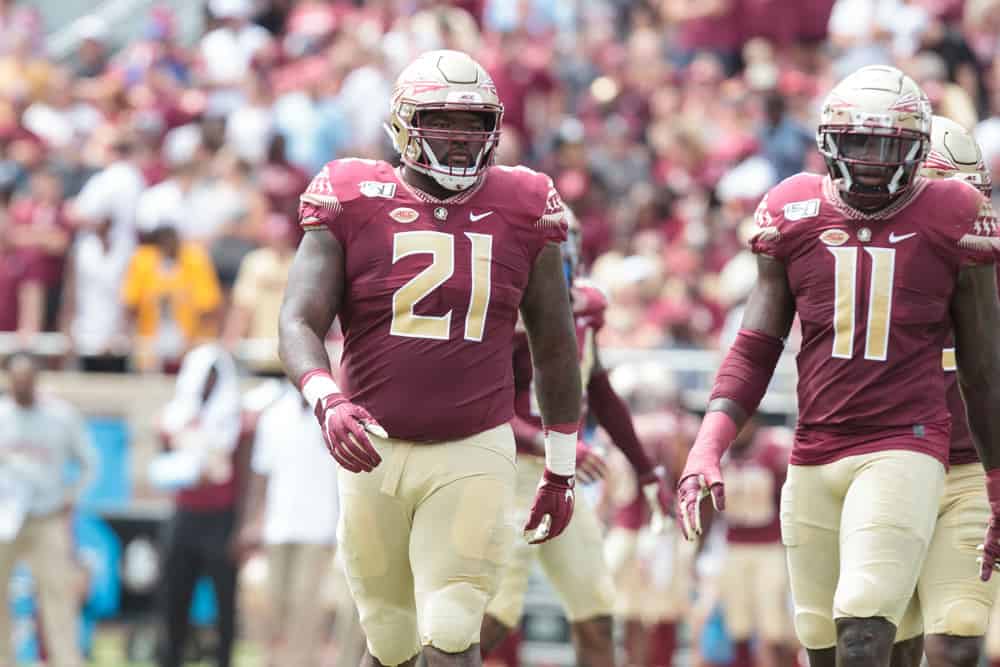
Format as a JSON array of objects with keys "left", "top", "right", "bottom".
[
  {"left": 469, "top": 211, "right": 494, "bottom": 222},
  {"left": 888, "top": 232, "right": 917, "bottom": 244}
]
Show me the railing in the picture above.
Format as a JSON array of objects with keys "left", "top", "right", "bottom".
[{"left": 0, "top": 333, "right": 801, "bottom": 416}]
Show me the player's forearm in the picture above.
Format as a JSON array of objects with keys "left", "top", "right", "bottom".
[
  {"left": 277, "top": 315, "right": 333, "bottom": 386},
  {"left": 588, "top": 371, "right": 653, "bottom": 476},
  {"left": 533, "top": 350, "right": 582, "bottom": 428}
]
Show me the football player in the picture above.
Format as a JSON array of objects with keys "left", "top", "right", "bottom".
[
  {"left": 278, "top": 50, "right": 583, "bottom": 667},
  {"left": 480, "top": 215, "right": 672, "bottom": 667},
  {"left": 890, "top": 116, "right": 1000, "bottom": 667},
  {"left": 676, "top": 65, "right": 1000, "bottom": 667},
  {"left": 717, "top": 418, "right": 794, "bottom": 667}
]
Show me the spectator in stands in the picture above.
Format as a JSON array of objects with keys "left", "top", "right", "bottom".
[
  {"left": 5, "top": 167, "right": 72, "bottom": 333},
  {"left": 199, "top": 0, "right": 273, "bottom": 92},
  {"left": 757, "top": 91, "right": 813, "bottom": 182},
  {"left": 70, "top": 130, "right": 146, "bottom": 250},
  {"left": 0, "top": 351, "right": 96, "bottom": 667},
  {"left": 60, "top": 212, "right": 133, "bottom": 373},
  {"left": 149, "top": 344, "right": 251, "bottom": 667},
  {"left": 223, "top": 214, "right": 295, "bottom": 377},
  {"left": 201, "top": 150, "right": 269, "bottom": 292},
  {"left": 236, "top": 381, "right": 338, "bottom": 667},
  {"left": 121, "top": 223, "right": 222, "bottom": 373}
]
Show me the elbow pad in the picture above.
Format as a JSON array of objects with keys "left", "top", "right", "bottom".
[{"left": 709, "top": 329, "right": 784, "bottom": 416}]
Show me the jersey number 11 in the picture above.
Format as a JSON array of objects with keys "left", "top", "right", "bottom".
[{"left": 828, "top": 246, "right": 896, "bottom": 361}]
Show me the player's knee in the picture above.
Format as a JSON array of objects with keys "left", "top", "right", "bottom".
[
  {"left": 836, "top": 617, "right": 896, "bottom": 667},
  {"left": 422, "top": 583, "right": 489, "bottom": 654},
  {"left": 941, "top": 600, "right": 990, "bottom": 638},
  {"left": 926, "top": 634, "right": 984, "bottom": 667},
  {"left": 794, "top": 611, "right": 837, "bottom": 650}
]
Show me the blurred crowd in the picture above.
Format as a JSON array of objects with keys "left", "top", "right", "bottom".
[{"left": 2, "top": 0, "right": 997, "bottom": 370}]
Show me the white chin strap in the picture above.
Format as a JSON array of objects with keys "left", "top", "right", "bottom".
[{"left": 415, "top": 139, "right": 486, "bottom": 191}]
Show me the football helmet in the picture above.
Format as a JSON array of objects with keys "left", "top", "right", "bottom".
[
  {"left": 386, "top": 50, "right": 503, "bottom": 191},
  {"left": 921, "top": 115, "right": 992, "bottom": 196},
  {"left": 817, "top": 65, "right": 932, "bottom": 206}
]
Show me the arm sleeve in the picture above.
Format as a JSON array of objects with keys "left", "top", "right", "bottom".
[
  {"left": 708, "top": 329, "right": 785, "bottom": 417},
  {"left": 956, "top": 193, "right": 999, "bottom": 266}
]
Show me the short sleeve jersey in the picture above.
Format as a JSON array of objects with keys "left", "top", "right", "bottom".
[
  {"left": 298, "top": 160, "right": 567, "bottom": 442},
  {"left": 750, "top": 173, "right": 995, "bottom": 467}
]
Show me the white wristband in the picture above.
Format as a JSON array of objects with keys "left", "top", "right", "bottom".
[
  {"left": 302, "top": 372, "right": 340, "bottom": 409},
  {"left": 544, "top": 429, "right": 577, "bottom": 477}
]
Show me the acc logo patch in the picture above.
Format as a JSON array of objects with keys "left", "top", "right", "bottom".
[
  {"left": 783, "top": 198, "right": 821, "bottom": 221},
  {"left": 389, "top": 207, "right": 419, "bottom": 223},
  {"left": 819, "top": 229, "right": 849, "bottom": 246},
  {"left": 359, "top": 181, "right": 397, "bottom": 199}
]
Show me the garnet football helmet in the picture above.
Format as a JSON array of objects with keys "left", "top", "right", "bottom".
[
  {"left": 817, "top": 65, "right": 932, "bottom": 207},
  {"left": 386, "top": 50, "right": 503, "bottom": 192},
  {"left": 921, "top": 114, "right": 993, "bottom": 196}
]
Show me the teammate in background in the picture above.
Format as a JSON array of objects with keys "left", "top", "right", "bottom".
[
  {"left": 718, "top": 419, "right": 794, "bottom": 667},
  {"left": 604, "top": 408, "right": 697, "bottom": 667},
  {"left": 480, "top": 215, "right": 672, "bottom": 667},
  {"left": 890, "top": 117, "right": 1000, "bottom": 667},
  {"left": 677, "top": 65, "right": 1000, "bottom": 667},
  {"left": 278, "top": 50, "right": 582, "bottom": 667}
]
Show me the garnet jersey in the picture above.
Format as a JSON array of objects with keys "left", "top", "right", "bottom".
[
  {"left": 722, "top": 428, "right": 790, "bottom": 544},
  {"left": 511, "top": 281, "right": 607, "bottom": 454},
  {"left": 299, "top": 159, "right": 567, "bottom": 442},
  {"left": 751, "top": 173, "right": 995, "bottom": 467}
]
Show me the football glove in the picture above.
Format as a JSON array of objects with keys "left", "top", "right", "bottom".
[
  {"left": 978, "top": 469, "right": 1000, "bottom": 581},
  {"left": 524, "top": 468, "right": 575, "bottom": 544},
  {"left": 676, "top": 411, "right": 737, "bottom": 541},
  {"left": 314, "top": 393, "right": 387, "bottom": 473}
]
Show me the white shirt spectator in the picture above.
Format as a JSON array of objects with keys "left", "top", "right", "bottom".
[
  {"left": 226, "top": 102, "right": 273, "bottom": 165},
  {"left": 199, "top": 22, "right": 272, "bottom": 87},
  {"left": 73, "top": 160, "right": 146, "bottom": 248},
  {"left": 134, "top": 178, "right": 219, "bottom": 241},
  {"left": 0, "top": 395, "right": 97, "bottom": 517},
  {"left": 251, "top": 386, "right": 338, "bottom": 545},
  {"left": 69, "top": 232, "right": 132, "bottom": 356}
]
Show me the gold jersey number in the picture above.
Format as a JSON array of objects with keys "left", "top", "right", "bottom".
[
  {"left": 390, "top": 231, "right": 493, "bottom": 341},
  {"left": 828, "top": 246, "right": 895, "bottom": 361}
]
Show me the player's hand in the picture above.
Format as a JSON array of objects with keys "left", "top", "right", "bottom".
[
  {"left": 576, "top": 441, "right": 607, "bottom": 484},
  {"left": 977, "top": 469, "right": 1000, "bottom": 581},
  {"left": 639, "top": 466, "right": 672, "bottom": 534},
  {"left": 314, "top": 393, "right": 387, "bottom": 473},
  {"left": 523, "top": 469, "right": 575, "bottom": 544},
  {"left": 675, "top": 412, "right": 734, "bottom": 541}
]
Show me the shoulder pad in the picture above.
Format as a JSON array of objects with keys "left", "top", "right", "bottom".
[
  {"left": 486, "top": 165, "right": 569, "bottom": 245},
  {"left": 299, "top": 159, "right": 394, "bottom": 231},
  {"left": 750, "top": 173, "right": 824, "bottom": 258}
]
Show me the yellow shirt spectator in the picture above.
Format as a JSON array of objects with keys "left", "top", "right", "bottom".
[{"left": 122, "top": 240, "right": 222, "bottom": 354}]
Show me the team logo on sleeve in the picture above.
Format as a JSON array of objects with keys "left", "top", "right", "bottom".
[
  {"left": 389, "top": 207, "right": 419, "bottom": 223},
  {"left": 359, "top": 181, "right": 397, "bottom": 199},
  {"left": 783, "top": 198, "right": 821, "bottom": 221},
  {"left": 819, "top": 229, "right": 849, "bottom": 246}
]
